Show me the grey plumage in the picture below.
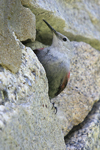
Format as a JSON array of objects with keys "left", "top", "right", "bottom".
[{"left": 34, "top": 20, "right": 72, "bottom": 99}]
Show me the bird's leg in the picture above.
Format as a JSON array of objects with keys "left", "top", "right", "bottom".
[{"left": 51, "top": 102, "right": 57, "bottom": 114}]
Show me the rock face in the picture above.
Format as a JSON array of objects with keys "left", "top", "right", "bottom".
[
  {"left": 28, "top": 41, "right": 100, "bottom": 136},
  {"left": 0, "top": 45, "right": 66, "bottom": 150},
  {"left": 0, "top": 0, "right": 100, "bottom": 149},
  {"left": 51, "top": 41, "right": 100, "bottom": 135},
  {"left": 21, "top": 0, "right": 100, "bottom": 50},
  {"left": 65, "top": 100, "right": 100, "bottom": 150},
  {"left": 0, "top": 0, "right": 36, "bottom": 73}
]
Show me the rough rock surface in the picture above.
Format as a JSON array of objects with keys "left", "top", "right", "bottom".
[
  {"left": 0, "top": 45, "right": 66, "bottom": 150},
  {"left": 51, "top": 41, "right": 100, "bottom": 136},
  {"left": 0, "top": 0, "right": 100, "bottom": 149},
  {"left": 27, "top": 40, "right": 100, "bottom": 136},
  {"left": 65, "top": 100, "right": 100, "bottom": 150},
  {"left": 21, "top": 0, "right": 100, "bottom": 50},
  {"left": 0, "top": 0, "right": 36, "bottom": 73}
]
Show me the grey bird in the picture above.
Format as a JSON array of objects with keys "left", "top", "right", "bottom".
[{"left": 34, "top": 20, "right": 72, "bottom": 99}]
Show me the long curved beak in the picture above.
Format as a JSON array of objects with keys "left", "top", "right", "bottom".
[{"left": 43, "top": 19, "right": 57, "bottom": 35}]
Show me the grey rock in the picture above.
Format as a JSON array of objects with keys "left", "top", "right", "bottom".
[
  {"left": 1, "top": 0, "right": 100, "bottom": 149},
  {"left": 65, "top": 100, "right": 100, "bottom": 150},
  {"left": 0, "top": 0, "right": 36, "bottom": 73},
  {"left": 26, "top": 40, "right": 100, "bottom": 136},
  {"left": 51, "top": 41, "right": 100, "bottom": 136},
  {"left": 21, "top": 0, "right": 100, "bottom": 50},
  {"left": 0, "top": 45, "right": 66, "bottom": 150}
]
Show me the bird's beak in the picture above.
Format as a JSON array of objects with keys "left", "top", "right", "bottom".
[{"left": 43, "top": 19, "right": 58, "bottom": 36}]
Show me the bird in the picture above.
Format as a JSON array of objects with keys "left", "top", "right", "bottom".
[{"left": 34, "top": 19, "right": 72, "bottom": 99}]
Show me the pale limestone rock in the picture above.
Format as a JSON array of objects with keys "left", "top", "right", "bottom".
[
  {"left": 1, "top": 0, "right": 100, "bottom": 148},
  {"left": 26, "top": 41, "right": 100, "bottom": 136},
  {"left": 21, "top": 0, "right": 100, "bottom": 50},
  {"left": 65, "top": 100, "right": 100, "bottom": 150},
  {"left": 0, "top": 0, "right": 36, "bottom": 73},
  {"left": 51, "top": 42, "right": 100, "bottom": 136},
  {"left": 0, "top": 46, "right": 66, "bottom": 150},
  {"left": 26, "top": 41, "right": 47, "bottom": 50},
  {"left": 9, "top": 1, "right": 36, "bottom": 41}
]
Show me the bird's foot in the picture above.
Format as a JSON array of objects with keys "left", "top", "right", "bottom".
[{"left": 52, "top": 102, "right": 57, "bottom": 114}]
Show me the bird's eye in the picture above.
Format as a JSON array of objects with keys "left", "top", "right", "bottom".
[{"left": 63, "top": 38, "right": 67, "bottom": 41}]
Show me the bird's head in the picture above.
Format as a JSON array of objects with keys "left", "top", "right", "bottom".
[{"left": 43, "top": 19, "right": 73, "bottom": 58}]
